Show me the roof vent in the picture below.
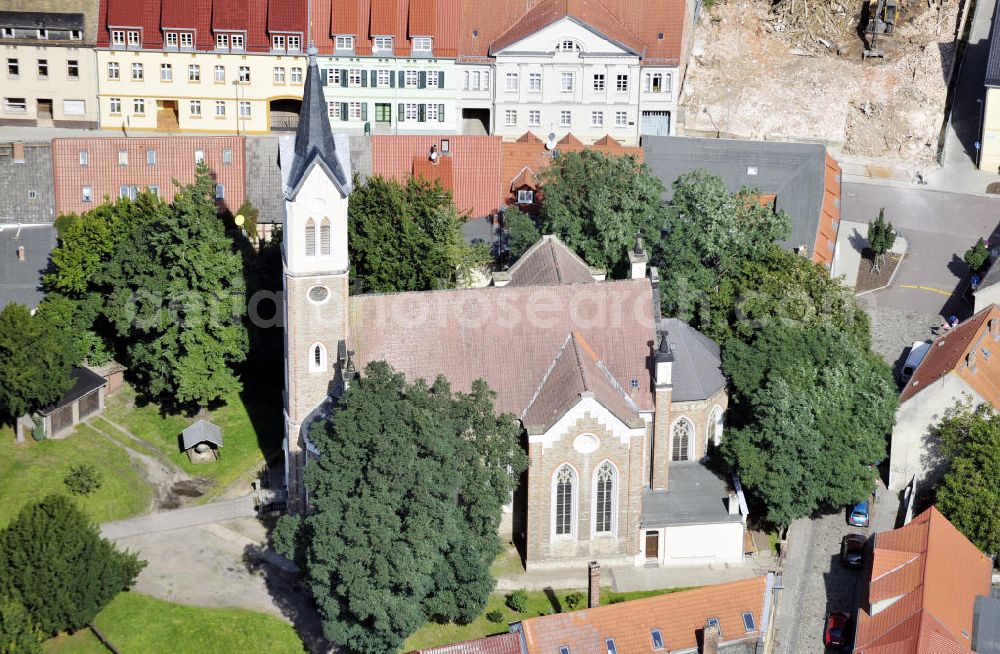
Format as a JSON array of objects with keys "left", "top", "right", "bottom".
[
  {"left": 746, "top": 166, "right": 758, "bottom": 175},
  {"left": 16, "top": 245, "right": 25, "bottom": 261}
]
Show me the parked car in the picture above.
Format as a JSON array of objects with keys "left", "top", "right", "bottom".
[
  {"left": 900, "top": 340, "right": 931, "bottom": 385},
  {"left": 849, "top": 500, "right": 870, "bottom": 527},
  {"left": 824, "top": 611, "right": 850, "bottom": 649},
  {"left": 841, "top": 534, "right": 865, "bottom": 568}
]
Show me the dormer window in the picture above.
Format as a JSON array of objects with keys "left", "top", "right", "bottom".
[
  {"left": 555, "top": 39, "right": 580, "bottom": 52},
  {"left": 70, "top": 30, "right": 81, "bottom": 40},
  {"left": 272, "top": 34, "right": 285, "bottom": 50},
  {"left": 412, "top": 36, "right": 432, "bottom": 52},
  {"left": 216, "top": 33, "right": 228, "bottom": 49},
  {"left": 37, "top": 29, "right": 48, "bottom": 40},
  {"left": 166, "top": 32, "right": 178, "bottom": 47},
  {"left": 1, "top": 28, "right": 13, "bottom": 38},
  {"left": 180, "top": 32, "right": 192, "bottom": 48},
  {"left": 373, "top": 36, "right": 393, "bottom": 53},
  {"left": 288, "top": 35, "right": 301, "bottom": 51},
  {"left": 232, "top": 33, "right": 244, "bottom": 49},
  {"left": 335, "top": 35, "right": 354, "bottom": 51},
  {"left": 111, "top": 30, "right": 125, "bottom": 45},
  {"left": 127, "top": 30, "right": 140, "bottom": 46}
]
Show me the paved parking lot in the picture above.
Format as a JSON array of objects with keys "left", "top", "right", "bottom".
[{"left": 773, "top": 479, "right": 899, "bottom": 654}]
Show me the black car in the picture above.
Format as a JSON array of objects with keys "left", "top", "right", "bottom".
[{"left": 841, "top": 533, "right": 865, "bottom": 568}]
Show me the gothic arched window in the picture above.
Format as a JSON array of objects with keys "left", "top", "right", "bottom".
[
  {"left": 672, "top": 418, "right": 692, "bottom": 461},
  {"left": 553, "top": 464, "right": 576, "bottom": 537},
  {"left": 304, "top": 218, "right": 316, "bottom": 256},
  {"left": 320, "top": 218, "right": 331, "bottom": 256},
  {"left": 594, "top": 462, "right": 616, "bottom": 535},
  {"left": 309, "top": 342, "right": 326, "bottom": 372}
]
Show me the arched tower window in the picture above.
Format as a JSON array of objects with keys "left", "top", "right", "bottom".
[
  {"left": 672, "top": 417, "right": 692, "bottom": 461},
  {"left": 593, "top": 461, "right": 616, "bottom": 535},
  {"left": 304, "top": 218, "right": 316, "bottom": 256},
  {"left": 709, "top": 406, "right": 724, "bottom": 447},
  {"left": 320, "top": 218, "right": 331, "bottom": 256},
  {"left": 309, "top": 342, "right": 326, "bottom": 372},
  {"left": 553, "top": 464, "right": 577, "bottom": 538}
]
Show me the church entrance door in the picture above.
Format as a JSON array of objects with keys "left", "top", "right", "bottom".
[{"left": 645, "top": 531, "right": 660, "bottom": 561}]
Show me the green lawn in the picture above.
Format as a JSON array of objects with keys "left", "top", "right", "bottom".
[
  {"left": 101, "top": 383, "right": 282, "bottom": 500},
  {"left": 0, "top": 423, "right": 152, "bottom": 528},
  {"left": 43, "top": 593, "right": 305, "bottom": 654},
  {"left": 403, "top": 586, "right": 692, "bottom": 651}
]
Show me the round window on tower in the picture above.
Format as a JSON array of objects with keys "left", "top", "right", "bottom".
[{"left": 308, "top": 285, "right": 330, "bottom": 304}]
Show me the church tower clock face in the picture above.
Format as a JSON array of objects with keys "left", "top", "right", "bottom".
[{"left": 308, "top": 285, "right": 330, "bottom": 304}]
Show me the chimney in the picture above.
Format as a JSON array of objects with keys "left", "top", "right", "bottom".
[
  {"left": 728, "top": 493, "right": 740, "bottom": 515},
  {"left": 655, "top": 335, "right": 673, "bottom": 387},
  {"left": 651, "top": 334, "right": 674, "bottom": 489},
  {"left": 628, "top": 233, "right": 648, "bottom": 280},
  {"left": 703, "top": 622, "right": 721, "bottom": 654},
  {"left": 16, "top": 245, "right": 25, "bottom": 261},
  {"left": 588, "top": 561, "right": 600, "bottom": 608}
]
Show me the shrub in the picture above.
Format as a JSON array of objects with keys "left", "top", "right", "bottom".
[
  {"left": 564, "top": 591, "right": 582, "bottom": 610},
  {"left": 270, "top": 514, "right": 301, "bottom": 563},
  {"left": 485, "top": 610, "right": 505, "bottom": 624},
  {"left": 965, "top": 238, "right": 990, "bottom": 272},
  {"left": 505, "top": 589, "right": 529, "bottom": 614},
  {"left": 63, "top": 464, "right": 103, "bottom": 496}
]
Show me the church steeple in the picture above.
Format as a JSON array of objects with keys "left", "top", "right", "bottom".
[{"left": 285, "top": 45, "right": 351, "bottom": 198}]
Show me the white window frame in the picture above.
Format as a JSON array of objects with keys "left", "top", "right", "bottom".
[
  {"left": 67, "top": 60, "right": 79, "bottom": 79},
  {"left": 131, "top": 62, "right": 143, "bottom": 80},
  {"left": 166, "top": 32, "right": 178, "bottom": 47},
  {"left": 327, "top": 101, "right": 340, "bottom": 119},
  {"left": 3, "top": 97, "right": 26, "bottom": 113},
  {"left": 189, "top": 100, "right": 201, "bottom": 116},
  {"left": 239, "top": 100, "right": 251, "bottom": 117},
  {"left": 591, "top": 111, "right": 604, "bottom": 127},
  {"left": 348, "top": 68, "right": 362, "bottom": 86},
  {"left": 111, "top": 30, "right": 125, "bottom": 45},
  {"left": 127, "top": 30, "right": 140, "bottom": 46},
  {"left": 551, "top": 464, "right": 579, "bottom": 540},
  {"left": 529, "top": 72, "right": 541, "bottom": 92},
  {"left": 216, "top": 33, "right": 228, "bottom": 49},
  {"left": 505, "top": 109, "right": 517, "bottom": 126},
  {"left": 326, "top": 68, "right": 340, "bottom": 85},
  {"left": 335, "top": 35, "right": 354, "bottom": 51},
  {"left": 194, "top": 149, "right": 205, "bottom": 164},
  {"left": 709, "top": 406, "right": 724, "bottom": 447},
  {"left": 373, "top": 36, "right": 393, "bottom": 53},
  {"left": 404, "top": 103, "right": 418, "bottom": 121},
  {"left": 231, "top": 34, "right": 244, "bottom": 50},
  {"left": 273, "top": 66, "right": 285, "bottom": 83},
  {"left": 560, "top": 110, "right": 571, "bottom": 127},
  {"left": 616, "top": 74, "right": 628, "bottom": 92},
  {"left": 82, "top": 186, "right": 93, "bottom": 203},
  {"left": 272, "top": 34, "right": 285, "bottom": 51},
  {"left": 593, "top": 73, "right": 605, "bottom": 91},
  {"left": 79, "top": 150, "right": 88, "bottom": 165},
  {"left": 117, "top": 149, "right": 128, "bottom": 165},
  {"left": 528, "top": 110, "right": 540, "bottom": 126},
  {"left": 425, "top": 103, "right": 438, "bottom": 121},
  {"left": 591, "top": 460, "right": 618, "bottom": 537},
  {"left": 505, "top": 72, "right": 518, "bottom": 92},
  {"left": 188, "top": 64, "right": 200, "bottom": 82},
  {"left": 404, "top": 70, "right": 418, "bottom": 88},
  {"left": 291, "top": 67, "right": 303, "bottom": 83},
  {"left": 288, "top": 35, "right": 301, "bottom": 51},
  {"left": 517, "top": 189, "right": 534, "bottom": 204},
  {"left": 215, "top": 100, "right": 226, "bottom": 116},
  {"left": 560, "top": 72, "right": 574, "bottom": 92},
  {"left": 109, "top": 97, "right": 121, "bottom": 114},
  {"left": 179, "top": 32, "right": 192, "bottom": 48},
  {"left": 214, "top": 65, "right": 225, "bottom": 82},
  {"left": 133, "top": 98, "right": 145, "bottom": 115},
  {"left": 238, "top": 66, "right": 250, "bottom": 83},
  {"left": 427, "top": 71, "right": 439, "bottom": 88},
  {"left": 376, "top": 69, "right": 390, "bottom": 87},
  {"left": 412, "top": 36, "right": 432, "bottom": 52},
  {"left": 348, "top": 101, "right": 362, "bottom": 120},
  {"left": 615, "top": 111, "right": 628, "bottom": 127},
  {"left": 107, "top": 61, "right": 119, "bottom": 80},
  {"left": 309, "top": 342, "right": 327, "bottom": 372},
  {"left": 215, "top": 183, "right": 225, "bottom": 200},
  {"left": 160, "top": 63, "right": 172, "bottom": 81}
]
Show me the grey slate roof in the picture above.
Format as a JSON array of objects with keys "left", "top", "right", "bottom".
[
  {"left": 0, "top": 225, "right": 56, "bottom": 311},
  {"left": 246, "top": 137, "right": 286, "bottom": 225},
  {"left": 641, "top": 464, "right": 743, "bottom": 527},
  {"left": 974, "top": 595, "right": 1000, "bottom": 654},
  {"left": 987, "top": 0, "right": 1000, "bottom": 88},
  {"left": 39, "top": 367, "right": 106, "bottom": 416},
  {"left": 978, "top": 252, "right": 1000, "bottom": 291},
  {"left": 0, "top": 141, "right": 55, "bottom": 224},
  {"left": 643, "top": 135, "right": 830, "bottom": 255},
  {"left": 0, "top": 11, "right": 84, "bottom": 30},
  {"left": 284, "top": 51, "right": 351, "bottom": 198},
  {"left": 660, "top": 317, "right": 726, "bottom": 402},
  {"left": 181, "top": 420, "right": 223, "bottom": 450}
]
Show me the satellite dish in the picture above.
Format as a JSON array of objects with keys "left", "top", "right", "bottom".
[
  {"left": 234, "top": 214, "right": 245, "bottom": 226},
  {"left": 545, "top": 133, "right": 557, "bottom": 150}
]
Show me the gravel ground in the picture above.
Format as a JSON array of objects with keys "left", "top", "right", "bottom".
[{"left": 858, "top": 296, "right": 940, "bottom": 375}]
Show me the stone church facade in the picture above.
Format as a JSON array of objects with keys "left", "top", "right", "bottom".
[{"left": 281, "top": 52, "right": 746, "bottom": 570}]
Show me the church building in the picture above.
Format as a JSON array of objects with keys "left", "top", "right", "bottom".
[{"left": 280, "top": 50, "right": 746, "bottom": 570}]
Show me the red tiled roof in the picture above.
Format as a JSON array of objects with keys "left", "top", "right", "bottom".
[
  {"left": 811, "top": 153, "right": 841, "bottom": 267},
  {"left": 97, "top": 0, "right": 307, "bottom": 51},
  {"left": 499, "top": 132, "right": 642, "bottom": 208},
  {"left": 314, "top": 0, "right": 458, "bottom": 56},
  {"left": 459, "top": 0, "right": 687, "bottom": 65},
  {"left": 853, "top": 507, "right": 992, "bottom": 654},
  {"left": 522, "top": 332, "right": 642, "bottom": 433},
  {"left": 347, "top": 278, "right": 656, "bottom": 417},
  {"left": 372, "top": 135, "right": 503, "bottom": 219},
  {"left": 406, "top": 632, "right": 523, "bottom": 654},
  {"left": 50, "top": 136, "right": 246, "bottom": 217},
  {"left": 519, "top": 577, "right": 768, "bottom": 653},
  {"left": 412, "top": 156, "right": 454, "bottom": 193},
  {"left": 490, "top": 0, "right": 645, "bottom": 55},
  {"left": 899, "top": 305, "right": 1000, "bottom": 406},
  {"left": 506, "top": 234, "right": 594, "bottom": 287}
]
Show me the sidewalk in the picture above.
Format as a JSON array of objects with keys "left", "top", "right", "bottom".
[
  {"left": 100, "top": 495, "right": 256, "bottom": 540},
  {"left": 495, "top": 552, "right": 772, "bottom": 593}
]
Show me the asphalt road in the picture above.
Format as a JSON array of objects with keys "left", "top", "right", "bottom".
[{"left": 842, "top": 182, "right": 1000, "bottom": 316}]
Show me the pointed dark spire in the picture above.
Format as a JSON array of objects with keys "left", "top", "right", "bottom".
[
  {"left": 286, "top": 45, "right": 351, "bottom": 196},
  {"left": 656, "top": 333, "right": 674, "bottom": 362}
]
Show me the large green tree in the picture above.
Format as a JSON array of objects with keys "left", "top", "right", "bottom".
[
  {"left": 720, "top": 323, "right": 896, "bottom": 527},
  {"left": 348, "top": 176, "right": 488, "bottom": 292},
  {"left": 503, "top": 206, "right": 540, "bottom": 262},
  {"left": 100, "top": 165, "right": 249, "bottom": 408},
  {"left": 538, "top": 150, "right": 666, "bottom": 277},
  {"left": 0, "top": 495, "right": 145, "bottom": 636},
  {"left": 658, "top": 170, "right": 791, "bottom": 320},
  {"left": 933, "top": 401, "right": 1000, "bottom": 554},
  {"left": 0, "top": 594, "right": 42, "bottom": 654},
  {"left": 700, "top": 246, "right": 870, "bottom": 346},
  {"left": 302, "top": 363, "right": 526, "bottom": 654},
  {"left": 0, "top": 304, "right": 75, "bottom": 423}
]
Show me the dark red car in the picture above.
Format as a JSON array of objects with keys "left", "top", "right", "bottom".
[{"left": 824, "top": 611, "right": 850, "bottom": 649}]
